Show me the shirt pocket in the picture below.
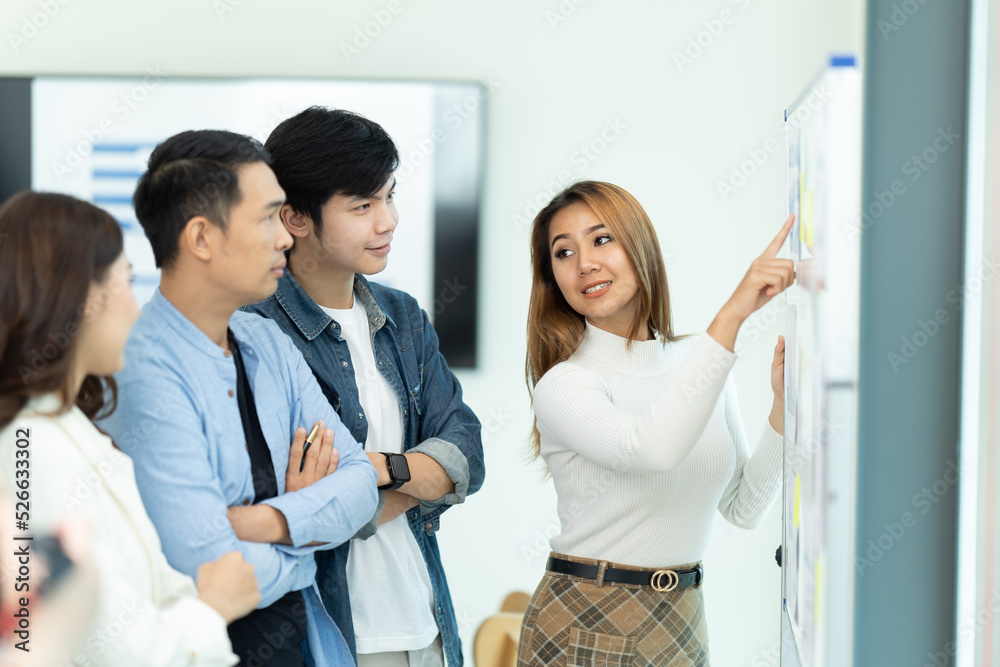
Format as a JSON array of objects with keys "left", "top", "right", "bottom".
[
  {"left": 260, "top": 408, "right": 289, "bottom": 490},
  {"left": 567, "top": 626, "right": 637, "bottom": 667},
  {"left": 408, "top": 374, "right": 423, "bottom": 418},
  {"left": 210, "top": 416, "right": 252, "bottom": 503}
]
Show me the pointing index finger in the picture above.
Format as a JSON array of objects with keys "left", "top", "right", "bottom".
[{"left": 761, "top": 214, "right": 795, "bottom": 259}]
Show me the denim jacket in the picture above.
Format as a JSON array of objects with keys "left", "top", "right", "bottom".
[{"left": 244, "top": 271, "right": 485, "bottom": 666}]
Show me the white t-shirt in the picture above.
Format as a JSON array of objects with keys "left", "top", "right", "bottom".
[{"left": 322, "top": 295, "right": 438, "bottom": 655}]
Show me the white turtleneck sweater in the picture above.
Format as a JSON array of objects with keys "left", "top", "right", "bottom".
[{"left": 532, "top": 321, "right": 783, "bottom": 568}]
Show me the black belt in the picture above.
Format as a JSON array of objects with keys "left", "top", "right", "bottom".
[{"left": 546, "top": 556, "right": 703, "bottom": 591}]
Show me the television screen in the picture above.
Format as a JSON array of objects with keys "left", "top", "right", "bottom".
[{"left": 0, "top": 75, "right": 483, "bottom": 366}]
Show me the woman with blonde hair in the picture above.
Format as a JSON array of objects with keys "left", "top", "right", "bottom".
[{"left": 519, "top": 181, "right": 794, "bottom": 665}]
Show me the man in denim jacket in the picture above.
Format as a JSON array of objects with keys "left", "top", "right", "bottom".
[{"left": 245, "top": 107, "right": 484, "bottom": 667}]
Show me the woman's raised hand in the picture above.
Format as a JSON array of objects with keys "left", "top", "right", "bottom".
[{"left": 708, "top": 214, "right": 796, "bottom": 351}]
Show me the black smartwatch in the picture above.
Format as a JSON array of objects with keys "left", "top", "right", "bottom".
[{"left": 378, "top": 453, "right": 411, "bottom": 491}]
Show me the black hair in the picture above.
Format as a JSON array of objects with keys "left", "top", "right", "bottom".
[
  {"left": 264, "top": 107, "right": 399, "bottom": 236},
  {"left": 132, "top": 129, "right": 271, "bottom": 269}
]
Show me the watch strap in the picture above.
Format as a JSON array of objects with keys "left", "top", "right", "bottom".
[{"left": 377, "top": 452, "right": 407, "bottom": 491}]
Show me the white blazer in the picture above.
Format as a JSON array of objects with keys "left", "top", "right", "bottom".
[{"left": 0, "top": 394, "right": 237, "bottom": 667}]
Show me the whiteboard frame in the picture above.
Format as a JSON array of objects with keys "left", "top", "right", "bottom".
[
  {"left": 781, "top": 57, "right": 863, "bottom": 667},
  {"left": 955, "top": 0, "right": 994, "bottom": 664}
]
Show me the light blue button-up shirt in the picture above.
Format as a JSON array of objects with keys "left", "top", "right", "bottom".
[{"left": 100, "top": 288, "right": 378, "bottom": 667}]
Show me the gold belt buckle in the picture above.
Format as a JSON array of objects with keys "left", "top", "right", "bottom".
[{"left": 650, "top": 569, "right": 679, "bottom": 592}]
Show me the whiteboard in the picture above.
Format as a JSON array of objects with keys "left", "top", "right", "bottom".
[{"left": 781, "top": 57, "right": 862, "bottom": 667}]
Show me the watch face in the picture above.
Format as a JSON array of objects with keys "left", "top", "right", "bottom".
[{"left": 388, "top": 453, "right": 411, "bottom": 483}]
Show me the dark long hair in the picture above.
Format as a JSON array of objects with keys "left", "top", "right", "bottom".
[{"left": 0, "top": 191, "right": 124, "bottom": 431}]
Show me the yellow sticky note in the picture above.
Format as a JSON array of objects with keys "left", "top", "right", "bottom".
[
  {"left": 799, "top": 172, "right": 806, "bottom": 236},
  {"left": 815, "top": 557, "right": 823, "bottom": 623},
  {"left": 793, "top": 474, "right": 801, "bottom": 527},
  {"left": 805, "top": 189, "right": 815, "bottom": 248}
]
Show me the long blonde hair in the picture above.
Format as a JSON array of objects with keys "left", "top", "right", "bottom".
[{"left": 525, "top": 181, "right": 681, "bottom": 457}]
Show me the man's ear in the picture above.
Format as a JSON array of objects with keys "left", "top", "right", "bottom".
[
  {"left": 179, "top": 215, "right": 219, "bottom": 262},
  {"left": 281, "top": 204, "right": 312, "bottom": 240}
]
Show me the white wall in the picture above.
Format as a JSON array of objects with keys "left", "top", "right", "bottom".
[{"left": 0, "top": 1, "right": 864, "bottom": 664}]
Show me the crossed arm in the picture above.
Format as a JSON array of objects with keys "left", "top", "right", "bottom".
[
  {"left": 105, "top": 371, "right": 377, "bottom": 606},
  {"left": 227, "top": 421, "right": 343, "bottom": 544},
  {"left": 364, "top": 452, "right": 454, "bottom": 525},
  {"left": 228, "top": 441, "right": 453, "bottom": 536},
  {"left": 232, "top": 303, "right": 486, "bottom": 540}
]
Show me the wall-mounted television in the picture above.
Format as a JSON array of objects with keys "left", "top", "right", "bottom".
[{"left": 0, "top": 75, "right": 483, "bottom": 367}]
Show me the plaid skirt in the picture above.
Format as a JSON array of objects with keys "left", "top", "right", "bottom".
[{"left": 517, "top": 552, "right": 710, "bottom": 667}]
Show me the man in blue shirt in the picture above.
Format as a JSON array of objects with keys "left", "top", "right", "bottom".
[
  {"left": 245, "top": 107, "right": 484, "bottom": 667},
  {"left": 100, "top": 129, "right": 378, "bottom": 667}
]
